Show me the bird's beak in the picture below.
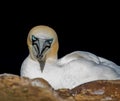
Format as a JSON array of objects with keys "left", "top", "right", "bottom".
[
  {"left": 38, "top": 39, "right": 48, "bottom": 72},
  {"left": 32, "top": 35, "right": 53, "bottom": 72},
  {"left": 32, "top": 38, "right": 47, "bottom": 72}
]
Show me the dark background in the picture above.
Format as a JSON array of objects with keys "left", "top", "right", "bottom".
[{"left": 0, "top": 2, "right": 119, "bottom": 75}]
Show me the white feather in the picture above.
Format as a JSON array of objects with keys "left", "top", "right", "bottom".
[{"left": 21, "top": 51, "right": 120, "bottom": 89}]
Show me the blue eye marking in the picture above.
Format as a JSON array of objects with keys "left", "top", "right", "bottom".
[
  {"left": 32, "top": 35, "right": 37, "bottom": 41},
  {"left": 47, "top": 38, "right": 53, "bottom": 44}
]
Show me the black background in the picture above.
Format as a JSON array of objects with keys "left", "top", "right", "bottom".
[{"left": 0, "top": 2, "right": 119, "bottom": 75}]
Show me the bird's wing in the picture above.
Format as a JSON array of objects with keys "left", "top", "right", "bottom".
[
  {"left": 98, "top": 57, "right": 120, "bottom": 75},
  {"left": 56, "top": 51, "right": 120, "bottom": 88},
  {"left": 57, "top": 51, "right": 120, "bottom": 76},
  {"left": 57, "top": 51, "right": 100, "bottom": 66}
]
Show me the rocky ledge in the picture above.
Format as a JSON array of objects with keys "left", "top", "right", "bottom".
[{"left": 0, "top": 73, "right": 120, "bottom": 101}]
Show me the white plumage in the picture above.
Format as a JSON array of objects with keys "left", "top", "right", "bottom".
[{"left": 21, "top": 25, "right": 120, "bottom": 89}]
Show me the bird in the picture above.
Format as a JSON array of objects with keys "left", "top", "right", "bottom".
[{"left": 20, "top": 25, "right": 120, "bottom": 90}]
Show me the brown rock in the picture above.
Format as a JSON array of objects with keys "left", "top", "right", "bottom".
[
  {"left": 71, "top": 80, "right": 120, "bottom": 101},
  {"left": 56, "top": 89, "right": 75, "bottom": 101},
  {"left": 0, "top": 73, "right": 64, "bottom": 101}
]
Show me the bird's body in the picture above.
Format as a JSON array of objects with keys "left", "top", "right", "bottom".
[{"left": 21, "top": 25, "right": 120, "bottom": 89}]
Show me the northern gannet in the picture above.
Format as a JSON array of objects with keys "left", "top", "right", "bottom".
[{"left": 20, "top": 25, "right": 120, "bottom": 89}]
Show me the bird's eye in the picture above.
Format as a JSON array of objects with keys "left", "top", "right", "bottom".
[
  {"left": 44, "top": 38, "right": 53, "bottom": 48},
  {"left": 32, "top": 35, "right": 37, "bottom": 41},
  {"left": 47, "top": 38, "right": 53, "bottom": 44}
]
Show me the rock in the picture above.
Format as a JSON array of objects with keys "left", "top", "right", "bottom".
[
  {"left": 0, "top": 73, "right": 120, "bottom": 101},
  {"left": 56, "top": 80, "right": 120, "bottom": 101},
  {"left": 71, "top": 80, "right": 120, "bottom": 101},
  {"left": 56, "top": 89, "right": 75, "bottom": 101},
  {"left": 0, "top": 73, "right": 64, "bottom": 101}
]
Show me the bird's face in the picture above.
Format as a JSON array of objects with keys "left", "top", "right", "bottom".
[
  {"left": 27, "top": 25, "right": 58, "bottom": 72},
  {"left": 31, "top": 35, "right": 53, "bottom": 71},
  {"left": 32, "top": 35, "right": 53, "bottom": 60}
]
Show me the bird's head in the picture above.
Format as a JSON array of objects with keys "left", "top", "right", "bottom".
[{"left": 27, "top": 25, "right": 59, "bottom": 72}]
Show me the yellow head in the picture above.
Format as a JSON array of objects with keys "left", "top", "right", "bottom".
[{"left": 27, "top": 25, "right": 59, "bottom": 72}]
